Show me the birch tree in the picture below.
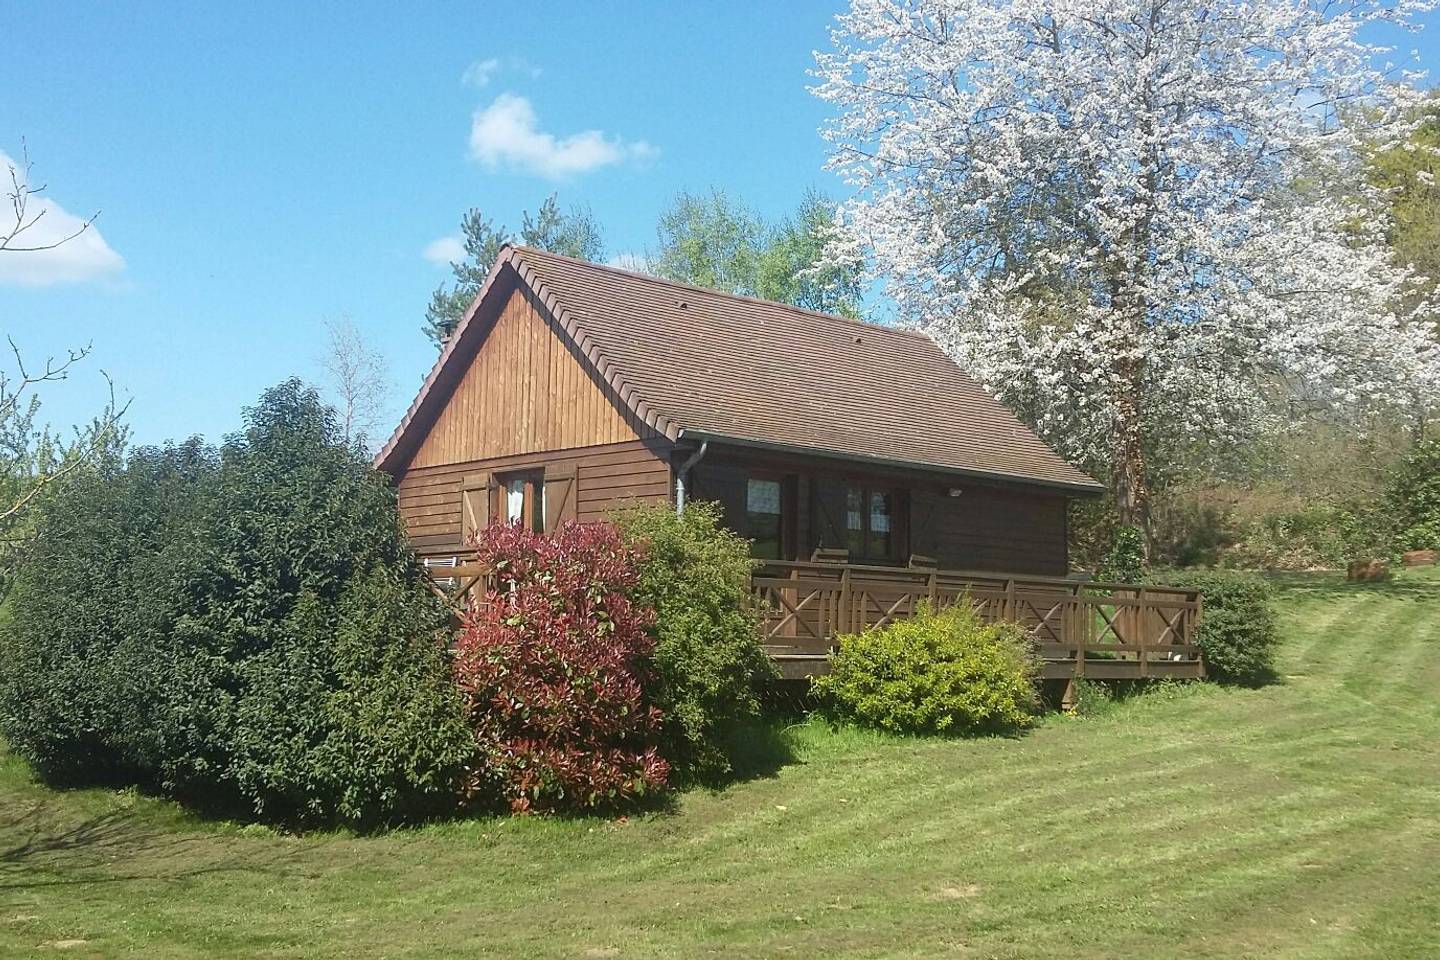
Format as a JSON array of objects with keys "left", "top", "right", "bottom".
[
  {"left": 814, "top": 0, "right": 1440, "bottom": 535},
  {"left": 317, "top": 316, "right": 390, "bottom": 451}
]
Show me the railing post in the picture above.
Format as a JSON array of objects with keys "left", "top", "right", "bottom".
[
  {"left": 1074, "top": 597, "right": 1086, "bottom": 678},
  {"left": 1061, "top": 592, "right": 1076, "bottom": 654},
  {"left": 1005, "top": 579, "right": 1016, "bottom": 621},
  {"left": 838, "top": 565, "right": 852, "bottom": 636},
  {"left": 1138, "top": 586, "right": 1148, "bottom": 678},
  {"left": 927, "top": 570, "right": 938, "bottom": 609},
  {"left": 1192, "top": 589, "right": 1204, "bottom": 675}
]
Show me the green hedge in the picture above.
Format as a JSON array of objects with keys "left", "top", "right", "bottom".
[
  {"left": 815, "top": 602, "right": 1040, "bottom": 735},
  {"left": 0, "top": 441, "right": 217, "bottom": 787},
  {"left": 1147, "top": 570, "right": 1278, "bottom": 684},
  {"left": 0, "top": 381, "right": 470, "bottom": 826}
]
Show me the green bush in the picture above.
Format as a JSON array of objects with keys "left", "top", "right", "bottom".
[
  {"left": 1147, "top": 569, "right": 1278, "bottom": 684},
  {"left": 613, "top": 502, "right": 776, "bottom": 784},
  {"left": 196, "top": 381, "right": 470, "bottom": 823},
  {"left": 1387, "top": 439, "right": 1440, "bottom": 551},
  {"left": 0, "top": 381, "right": 470, "bottom": 826},
  {"left": 0, "top": 440, "right": 218, "bottom": 786},
  {"left": 1099, "top": 525, "right": 1145, "bottom": 582},
  {"left": 815, "top": 602, "right": 1040, "bottom": 735},
  {"left": 224, "top": 568, "right": 471, "bottom": 824}
]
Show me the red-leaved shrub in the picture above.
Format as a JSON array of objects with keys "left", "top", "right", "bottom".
[{"left": 453, "top": 521, "right": 669, "bottom": 813}]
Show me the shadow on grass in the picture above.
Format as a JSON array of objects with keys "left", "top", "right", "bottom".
[
  {"left": 430, "top": 716, "right": 806, "bottom": 821},
  {"left": 722, "top": 720, "right": 801, "bottom": 783},
  {"left": 1212, "top": 668, "right": 1283, "bottom": 689},
  {"left": 0, "top": 807, "right": 152, "bottom": 870},
  {"left": 0, "top": 800, "right": 301, "bottom": 891}
]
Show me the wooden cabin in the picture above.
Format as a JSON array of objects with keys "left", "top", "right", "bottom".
[
  {"left": 378, "top": 246, "right": 1205, "bottom": 689},
  {"left": 376, "top": 245, "right": 1105, "bottom": 570}
]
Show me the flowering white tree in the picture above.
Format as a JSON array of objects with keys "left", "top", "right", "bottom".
[{"left": 814, "top": 0, "right": 1440, "bottom": 534}]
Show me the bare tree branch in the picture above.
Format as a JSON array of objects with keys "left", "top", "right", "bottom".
[
  {"left": 0, "top": 141, "right": 126, "bottom": 590},
  {"left": 317, "top": 316, "right": 391, "bottom": 450},
  {"left": 1, "top": 141, "right": 100, "bottom": 254}
]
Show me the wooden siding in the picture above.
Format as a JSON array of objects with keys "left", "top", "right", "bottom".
[
  {"left": 690, "top": 445, "right": 1069, "bottom": 577},
  {"left": 407, "top": 283, "right": 656, "bottom": 470},
  {"left": 910, "top": 484, "right": 1067, "bottom": 577},
  {"left": 394, "top": 439, "right": 673, "bottom": 558}
]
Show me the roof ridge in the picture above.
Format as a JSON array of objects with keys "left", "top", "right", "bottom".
[{"left": 509, "top": 244, "right": 931, "bottom": 344}]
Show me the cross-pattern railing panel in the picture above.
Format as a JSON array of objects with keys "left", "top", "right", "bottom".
[
  {"left": 423, "top": 562, "right": 494, "bottom": 614},
  {"left": 751, "top": 560, "right": 1203, "bottom": 677}
]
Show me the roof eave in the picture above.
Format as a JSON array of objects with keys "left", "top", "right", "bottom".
[{"left": 675, "top": 429, "right": 1107, "bottom": 497}]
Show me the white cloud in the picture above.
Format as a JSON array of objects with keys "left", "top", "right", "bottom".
[
  {"left": 423, "top": 234, "right": 465, "bottom": 265},
  {"left": 0, "top": 150, "right": 124, "bottom": 286},
  {"left": 607, "top": 251, "right": 651, "bottom": 273},
  {"left": 461, "top": 58, "right": 501, "bottom": 88},
  {"left": 461, "top": 57, "right": 542, "bottom": 88},
  {"left": 467, "top": 93, "right": 656, "bottom": 180}
]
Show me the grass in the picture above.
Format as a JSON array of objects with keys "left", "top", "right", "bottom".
[{"left": 2, "top": 568, "right": 1438, "bottom": 958}]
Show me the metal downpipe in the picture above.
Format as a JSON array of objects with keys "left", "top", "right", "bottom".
[{"left": 674, "top": 441, "right": 709, "bottom": 515}]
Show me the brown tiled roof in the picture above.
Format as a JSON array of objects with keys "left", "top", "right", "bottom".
[{"left": 377, "top": 245, "right": 1103, "bottom": 493}]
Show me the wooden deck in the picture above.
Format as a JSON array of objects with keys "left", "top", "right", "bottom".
[
  {"left": 752, "top": 560, "right": 1204, "bottom": 684},
  {"left": 423, "top": 558, "right": 1205, "bottom": 690}
]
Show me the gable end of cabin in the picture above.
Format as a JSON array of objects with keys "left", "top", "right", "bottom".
[{"left": 386, "top": 271, "right": 675, "bottom": 559}]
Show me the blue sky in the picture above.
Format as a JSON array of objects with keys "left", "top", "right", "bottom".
[
  {"left": 3, "top": 1, "right": 1438, "bottom": 448},
  {"left": 1, "top": 1, "right": 848, "bottom": 446}
]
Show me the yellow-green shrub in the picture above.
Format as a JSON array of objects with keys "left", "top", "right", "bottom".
[{"left": 815, "top": 603, "right": 1040, "bottom": 735}]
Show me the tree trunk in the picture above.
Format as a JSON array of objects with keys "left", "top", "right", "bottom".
[
  {"left": 1111, "top": 364, "right": 1152, "bottom": 557},
  {"left": 1106, "top": 234, "right": 1153, "bottom": 556}
]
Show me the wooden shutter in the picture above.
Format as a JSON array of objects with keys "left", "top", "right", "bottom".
[
  {"left": 544, "top": 463, "right": 577, "bottom": 531},
  {"left": 461, "top": 472, "right": 493, "bottom": 544}
]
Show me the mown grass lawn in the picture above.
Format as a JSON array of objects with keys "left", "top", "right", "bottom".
[{"left": 2, "top": 569, "right": 1438, "bottom": 959}]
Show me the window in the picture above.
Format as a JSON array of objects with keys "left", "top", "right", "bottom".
[
  {"left": 496, "top": 470, "right": 545, "bottom": 533},
  {"left": 845, "top": 485, "right": 900, "bottom": 563},
  {"left": 745, "top": 478, "right": 784, "bottom": 560}
]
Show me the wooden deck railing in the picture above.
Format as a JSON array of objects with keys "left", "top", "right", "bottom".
[
  {"left": 751, "top": 559, "right": 1204, "bottom": 682},
  {"left": 422, "top": 561, "right": 493, "bottom": 611},
  {"left": 421, "top": 556, "right": 1206, "bottom": 688}
]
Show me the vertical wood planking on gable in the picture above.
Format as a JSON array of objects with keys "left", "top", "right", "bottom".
[
  {"left": 534, "top": 298, "right": 550, "bottom": 453},
  {"left": 407, "top": 284, "right": 658, "bottom": 469}
]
